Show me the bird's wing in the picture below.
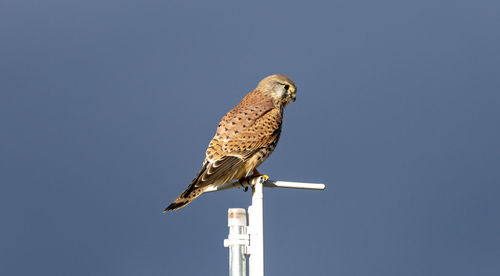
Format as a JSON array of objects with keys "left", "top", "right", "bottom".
[{"left": 192, "top": 90, "right": 283, "bottom": 188}]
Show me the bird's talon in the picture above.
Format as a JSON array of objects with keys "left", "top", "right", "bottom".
[{"left": 238, "top": 178, "right": 246, "bottom": 187}]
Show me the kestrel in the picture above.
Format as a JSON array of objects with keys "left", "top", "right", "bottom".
[{"left": 163, "top": 74, "right": 296, "bottom": 212}]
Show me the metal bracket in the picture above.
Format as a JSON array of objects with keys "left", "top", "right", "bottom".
[{"left": 224, "top": 233, "right": 250, "bottom": 247}]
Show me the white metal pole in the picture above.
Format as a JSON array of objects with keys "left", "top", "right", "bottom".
[
  {"left": 248, "top": 179, "right": 264, "bottom": 276},
  {"left": 219, "top": 177, "right": 325, "bottom": 276},
  {"left": 224, "top": 208, "right": 248, "bottom": 276}
]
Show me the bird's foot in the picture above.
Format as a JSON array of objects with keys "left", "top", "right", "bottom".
[
  {"left": 238, "top": 177, "right": 250, "bottom": 191},
  {"left": 238, "top": 169, "right": 269, "bottom": 192},
  {"left": 251, "top": 169, "right": 269, "bottom": 181}
]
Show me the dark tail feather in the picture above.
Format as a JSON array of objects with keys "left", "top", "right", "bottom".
[
  {"left": 163, "top": 199, "right": 192, "bottom": 212},
  {"left": 163, "top": 162, "right": 208, "bottom": 213},
  {"left": 162, "top": 185, "right": 205, "bottom": 213}
]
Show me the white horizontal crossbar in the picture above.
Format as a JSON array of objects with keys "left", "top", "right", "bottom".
[
  {"left": 263, "top": 181, "right": 325, "bottom": 190},
  {"left": 205, "top": 176, "right": 325, "bottom": 193}
]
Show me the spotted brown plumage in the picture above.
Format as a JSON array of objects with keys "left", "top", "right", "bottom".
[{"left": 163, "top": 74, "right": 296, "bottom": 212}]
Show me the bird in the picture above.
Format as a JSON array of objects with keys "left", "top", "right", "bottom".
[{"left": 163, "top": 74, "right": 296, "bottom": 212}]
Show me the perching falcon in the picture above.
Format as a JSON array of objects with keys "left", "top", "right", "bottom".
[{"left": 163, "top": 74, "right": 296, "bottom": 212}]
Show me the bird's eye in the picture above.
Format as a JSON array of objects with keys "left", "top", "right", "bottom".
[{"left": 284, "top": 84, "right": 290, "bottom": 91}]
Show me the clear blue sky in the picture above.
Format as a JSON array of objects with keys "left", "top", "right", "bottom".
[{"left": 1, "top": 0, "right": 499, "bottom": 275}]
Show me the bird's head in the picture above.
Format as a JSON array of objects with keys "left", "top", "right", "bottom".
[{"left": 256, "top": 74, "right": 296, "bottom": 107}]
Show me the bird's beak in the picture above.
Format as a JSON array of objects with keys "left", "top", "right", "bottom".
[{"left": 291, "top": 91, "right": 296, "bottom": 102}]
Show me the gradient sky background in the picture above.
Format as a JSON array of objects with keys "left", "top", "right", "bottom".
[{"left": 1, "top": 0, "right": 499, "bottom": 275}]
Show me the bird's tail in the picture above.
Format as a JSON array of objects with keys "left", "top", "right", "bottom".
[
  {"left": 163, "top": 160, "right": 211, "bottom": 212},
  {"left": 163, "top": 184, "right": 206, "bottom": 212}
]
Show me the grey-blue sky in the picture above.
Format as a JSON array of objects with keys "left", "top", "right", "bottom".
[{"left": 1, "top": 0, "right": 499, "bottom": 275}]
